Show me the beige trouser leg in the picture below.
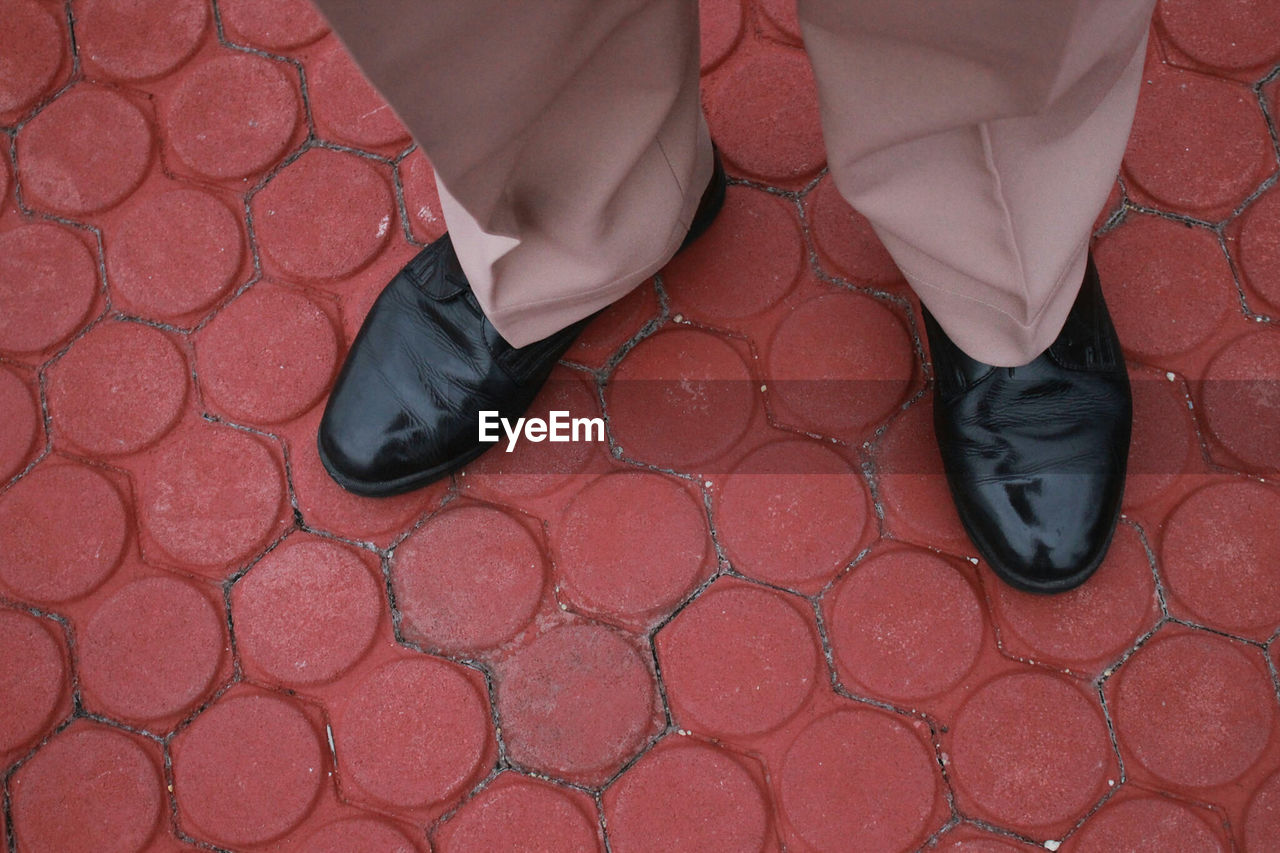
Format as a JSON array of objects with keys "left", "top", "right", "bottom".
[
  {"left": 799, "top": 0, "right": 1156, "bottom": 365},
  {"left": 311, "top": 0, "right": 713, "bottom": 347}
]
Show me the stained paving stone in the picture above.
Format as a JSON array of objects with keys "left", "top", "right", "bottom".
[
  {"left": 0, "top": 365, "right": 41, "bottom": 481},
  {"left": 195, "top": 281, "right": 339, "bottom": 425},
  {"left": 17, "top": 85, "right": 153, "bottom": 216},
  {"left": 435, "top": 774, "right": 601, "bottom": 853},
  {"left": 1159, "top": 479, "right": 1280, "bottom": 639},
  {"left": 172, "top": 689, "right": 326, "bottom": 847},
  {"left": 10, "top": 722, "right": 165, "bottom": 853},
  {"left": 103, "top": 184, "right": 246, "bottom": 322},
  {"left": 826, "top": 547, "right": 986, "bottom": 702},
  {"left": 46, "top": 320, "right": 188, "bottom": 457},
  {"left": 77, "top": 572, "right": 226, "bottom": 727},
  {"left": 604, "top": 739, "right": 774, "bottom": 852},
  {"left": 658, "top": 579, "right": 820, "bottom": 738},
  {"left": 394, "top": 504, "right": 546, "bottom": 655},
  {"left": 497, "top": 622, "right": 660, "bottom": 785},
  {"left": 0, "top": 609, "right": 70, "bottom": 766},
  {"left": 162, "top": 51, "right": 301, "bottom": 182},
  {"left": 716, "top": 439, "right": 869, "bottom": 591},
  {"left": 331, "top": 656, "right": 492, "bottom": 813},
  {"left": 1109, "top": 630, "right": 1276, "bottom": 790},
  {"left": 1199, "top": 330, "right": 1280, "bottom": 475},
  {"left": 947, "top": 671, "right": 1117, "bottom": 836},
  {"left": 6, "top": 3, "right": 1280, "bottom": 850},
  {"left": 0, "top": 0, "right": 66, "bottom": 119},
  {"left": 252, "top": 147, "right": 395, "bottom": 281},
  {"left": 552, "top": 470, "right": 711, "bottom": 628},
  {"left": 218, "top": 0, "right": 331, "bottom": 52},
  {"left": 1063, "top": 792, "right": 1230, "bottom": 852},
  {"left": 777, "top": 708, "right": 941, "bottom": 852},
  {"left": 0, "top": 223, "right": 99, "bottom": 357},
  {"left": 305, "top": 36, "right": 411, "bottom": 150},
  {"left": 233, "top": 535, "right": 384, "bottom": 688},
  {"left": 0, "top": 460, "right": 128, "bottom": 604},
  {"left": 76, "top": 0, "right": 209, "bottom": 83},
  {"left": 705, "top": 45, "right": 825, "bottom": 186}
]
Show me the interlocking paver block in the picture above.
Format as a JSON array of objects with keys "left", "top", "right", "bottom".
[
  {"left": 76, "top": 0, "right": 209, "bottom": 83},
  {"left": 435, "top": 774, "right": 602, "bottom": 852},
  {"left": 0, "top": 224, "right": 99, "bottom": 357}
]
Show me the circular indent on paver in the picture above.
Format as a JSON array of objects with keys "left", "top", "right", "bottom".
[
  {"left": 137, "top": 425, "right": 284, "bottom": 569},
  {"left": 828, "top": 550, "right": 983, "bottom": 701},
  {"left": 440, "top": 777, "right": 599, "bottom": 853},
  {"left": 78, "top": 0, "right": 208, "bottom": 81},
  {"left": 0, "top": 611, "right": 66, "bottom": 756},
  {"left": 554, "top": 471, "right": 708, "bottom": 622},
  {"left": 107, "top": 187, "right": 244, "bottom": 318},
  {"left": 0, "top": 464, "right": 126, "bottom": 603},
  {"left": 11, "top": 725, "right": 162, "bottom": 853},
  {"left": 1124, "top": 372, "right": 1195, "bottom": 507},
  {"left": 699, "top": 0, "right": 743, "bottom": 71},
  {"left": 717, "top": 440, "right": 867, "bottom": 588},
  {"left": 1160, "top": 0, "right": 1280, "bottom": 71},
  {"left": 305, "top": 817, "right": 421, "bottom": 853},
  {"left": 607, "top": 328, "right": 754, "bottom": 468},
  {"left": 658, "top": 583, "right": 818, "bottom": 737},
  {"left": 606, "top": 742, "right": 770, "bottom": 853},
  {"left": 1202, "top": 332, "right": 1280, "bottom": 472},
  {"left": 218, "top": 0, "right": 329, "bottom": 50},
  {"left": 394, "top": 506, "right": 544, "bottom": 653},
  {"left": 1125, "top": 67, "right": 1270, "bottom": 215},
  {"left": 0, "top": 367, "right": 39, "bottom": 480},
  {"left": 174, "top": 693, "right": 323, "bottom": 846},
  {"left": 662, "top": 186, "right": 803, "bottom": 320},
  {"left": 1247, "top": 769, "right": 1280, "bottom": 851},
  {"left": 253, "top": 148, "right": 393, "bottom": 280},
  {"left": 1114, "top": 632, "right": 1274, "bottom": 788},
  {"left": 706, "top": 48, "right": 824, "bottom": 183},
  {"left": 79, "top": 576, "right": 223, "bottom": 722},
  {"left": 309, "top": 39, "right": 410, "bottom": 148},
  {"left": 0, "top": 0, "right": 62, "bottom": 114},
  {"left": 1239, "top": 188, "right": 1280, "bottom": 310},
  {"left": 18, "top": 86, "right": 152, "bottom": 214},
  {"left": 339, "top": 658, "right": 490, "bottom": 808},
  {"left": 234, "top": 537, "right": 382, "bottom": 685},
  {"left": 767, "top": 291, "right": 914, "bottom": 439},
  {"left": 950, "top": 673, "right": 1111, "bottom": 829},
  {"left": 165, "top": 53, "right": 299, "bottom": 180},
  {"left": 400, "top": 148, "right": 446, "bottom": 243},
  {"left": 0, "top": 224, "right": 98, "bottom": 354},
  {"left": 498, "top": 623, "right": 656, "bottom": 780},
  {"left": 809, "top": 176, "right": 901, "bottom": 286},
  {"left": 1073, "top": 797, "right": 1222, "bottom": 852},
  {"left": 47, "top": 322, "right": 187, "bottom": 456},
  {"left": 995, "top": 525, "right": 1155, "bottom": 664},
  {"left": 780, "top": 709, "right": 938, "bottom": 852},
  {"left": 1161, "top": 481, "right": 1280, "bottom": 633},
  {"left": 197, "top": 285, "right": 338, "bottom": 424},
  {"left": 1092, "top": 217, "right": 1234, "bottom": 358}
]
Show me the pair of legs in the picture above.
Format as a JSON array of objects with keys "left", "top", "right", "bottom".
[
  {"left": 313, "top": 0, "right": 1154, "bottom": 592},
  {"left": 314, "top": 0, "right": 1153, "bottom": 364}
]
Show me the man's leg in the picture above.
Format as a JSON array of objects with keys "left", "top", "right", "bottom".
[
  {"left": 799, "top": 0, "right": 1156, "bottom": 590},
  {"left": 312, "top": 0, "right": 714, "bottom": 346},
  {"left": 311, "top": 0, "right": 723, "bottom": 495}
]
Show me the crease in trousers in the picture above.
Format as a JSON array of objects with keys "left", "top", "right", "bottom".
[{"left": 312, "top": 0, "right": 1156, "bottom": 367}]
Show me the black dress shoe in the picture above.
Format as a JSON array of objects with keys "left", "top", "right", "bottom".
[
  {"left": 318, "top": 151, "right": 728, "bottom": 497},
  {"left": 922, "top": 255, "right": 1132, "bottom": 593}
]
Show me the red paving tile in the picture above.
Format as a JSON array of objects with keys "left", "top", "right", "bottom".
[{"left": 3, "top": 3, "right": 1280, "bottom": 851}]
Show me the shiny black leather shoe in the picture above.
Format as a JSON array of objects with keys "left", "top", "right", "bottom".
[
  {"left": 318, "top": 152, "right": 728, "bottom": 497},
  {"left": 922, "top": 255, "right": 1132, "bottom": 594}
]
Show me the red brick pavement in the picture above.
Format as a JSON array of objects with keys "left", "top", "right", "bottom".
[{"left": 2, "top": 0, "right": 1279, "bottom": 850}]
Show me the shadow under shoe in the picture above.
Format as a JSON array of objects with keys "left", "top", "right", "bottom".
[
  {"left": 922, "top": 256, "right": 1132, "bottom": 594},
  {"left": 318, "top": 152, "right": 727, "bottom": 497}
]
